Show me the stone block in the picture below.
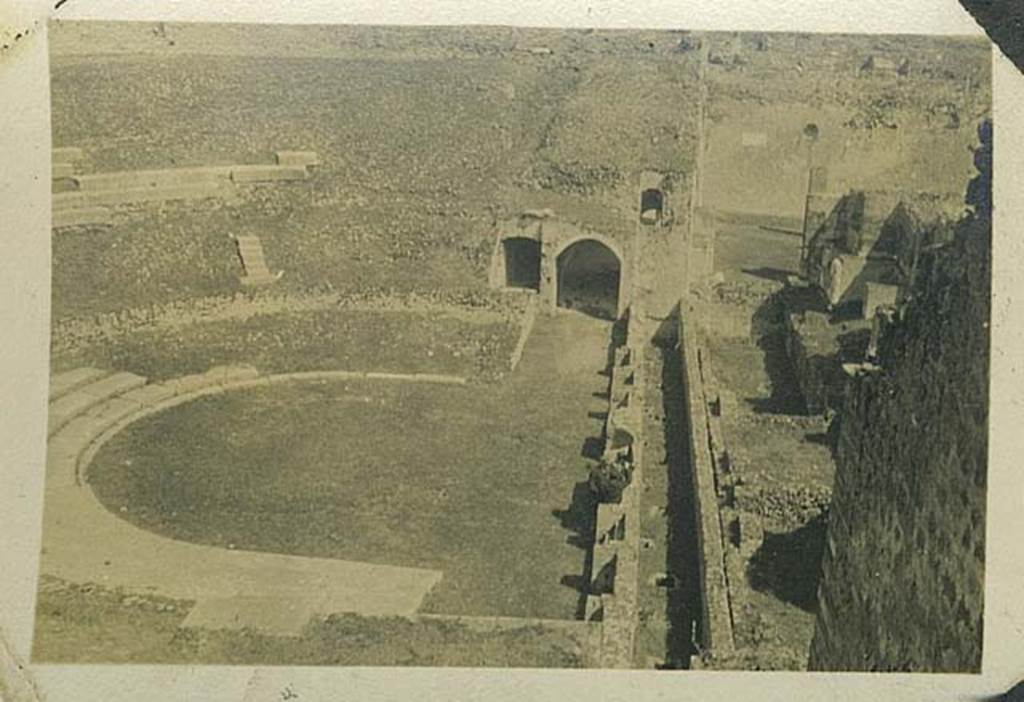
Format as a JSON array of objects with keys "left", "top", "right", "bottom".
[
  {"left": 809, "top": 166, "right": 829, "bottom": 194},
  {"left": 52, "top": 207, "right": 113, "bottom": 229},
  {"left": 275, "top": 150, "right": 320, "bottom": 168},
  {"left": 595, "top": 504, "right": 625, "bottom": 545},
  {"left": 52, "top": 162, "right": 76, "bottom": 179},
  {"left": 737, "top": 511, "right": 764, "bottom": 555},
  {"left": 171, "top": 372, "right": 222, "bottom": 395},
  {"left": 80, "top": 372, "right": 147, "bottom": 402},
  {"left": 53, "top": 182, "right": 230, "bottom": 210},
  {"left": 83, "top": 396, "right": 145, "bottom": 434},
  {"left": 48, "top": 372, "right": 145, "bottom": 436},
  {"left": 52, "top": 147, "right": 83, "bottom": 164},
  {"left": 181, "top": 596, "right": 315, "bottom": 637},
  {"left": 615, "top": 345, "right": 632, "bottom": 367},
  {"left": 74, "top": 167, "right": 232, "bottom": 192},
  {"left": 46, "top": 425, "right": 86, "bottom": 455},
  {"left": 230, "top": 164, "right": 309, "bottom": 183},
  {"left": 741, "top": 131, "right": 768, "bottom": 147},
  {"left": 120, "top": 383, "right": 178, "bottom": 408},
  {"left": 590, "top": 547, "right": 617, "bottom": 594},
  {"left": 170, "top": 365, "right": 260, "bottom": 393},
  {"left": 49, "top": 367, "right": 109, "bottom": 401},
  {"left": 240, "top": 271, "right": 283, "bottom": 286},
  {"left": 363, "top": 371, "right": 463, "bottom": 385},
  {"left": 212, "top": 365, "right": 262, "bottom": 385},
  {"left": 863, "top": 282, "right": 899, "bottom": 320},
  {"left": 717, "top": 387, "right": 738, "bottom": 418}
]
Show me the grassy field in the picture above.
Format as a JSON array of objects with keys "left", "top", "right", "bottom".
[
  {"left": 85, "top": 314, "right": 612, "bottom": 621},
  {"left": 53, "top": 306, "right": 521, "bottom": 382}
]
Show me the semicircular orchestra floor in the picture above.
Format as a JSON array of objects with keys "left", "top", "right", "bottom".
[{"left": 88, "top": 315, "right": 612, "bottom": 620}]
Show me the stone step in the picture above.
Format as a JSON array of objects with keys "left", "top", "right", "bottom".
[
  {"left": 81, "top": 395, "right": 151, "bottom": 437},
  {"left": 240, "top": 255, "right": 269, "bottom": 268},
  {"left": 230, "top": 164, "right": 309, "bottom": 184},
  {"left": 239, "top": 260, "right": 269, "bottom": 270},
  {"left": 48, "top": 371, "right": 147, "bottom": 437},
  {"left": 181, "top": 596, "right": 316, "bottom": 637},
  {"left": 73, "top": 166, "right": 233, "bottom": 192},
  {"left": 236, "top": 245, "right": 266, "bottom": 258},
  {"left": 52, "top": 162, "right": 76, "bottom": 180},
  {"left": 233, "top": 236, "right": 280, "bottom": 285},
  {"left": 53, "top": 183, "right": 232, "bottom": 211},
  {"left": 167, "top": 365, "right": 261, "bottom": 395},
  {"left": 52, "top": 207, "right": 113, "bottom": 229},
  {"left": 275, "top": 150, "right": 320, "bottom": 168},
  {"left": 49, "top": 367, "right": 111, "bottom": 401},
  {"left": 52, "top": 147, "right": 83, "bottom": 164},
  {"left": 240, "top": 272, "right": 282, "bottom": 286}
]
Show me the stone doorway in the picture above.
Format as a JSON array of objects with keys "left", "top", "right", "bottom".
[
  {"left": 502, "top": 237, "right": 542, "bottom": 290},
  {"left": 556, "top": 239, "right": 622, "bottom": 320}
]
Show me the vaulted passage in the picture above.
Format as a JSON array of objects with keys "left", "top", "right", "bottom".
[
  {"left": 503, "top": 237, "right": 542, "bottom": 290},
  {"left": 556, "top": 239, "right": 621, "bottom": 320}
]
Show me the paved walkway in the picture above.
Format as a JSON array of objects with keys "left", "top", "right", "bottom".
[{"left": 40, "top": 366, "right": 461, "bottom": 635}]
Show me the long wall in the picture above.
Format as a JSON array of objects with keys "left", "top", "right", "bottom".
[
  {"left": 808, "top": 161, "right": 990, "bottom": 671},
  {"left": 678, "top": 308, "right": 735, "bottom": 659}
]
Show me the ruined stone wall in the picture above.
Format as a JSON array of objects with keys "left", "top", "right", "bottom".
[
  {"left": 679, "top": 309, "right": 735, "bottom": 658},
  {"left": 782, "top": 309, "right": 851, "bottom": 416},
  {"left": 809, "top": 183, "right": 990, "bottom": 671},
  {"left": 583, "top": 309, "right": 643, "bottom": 668}
]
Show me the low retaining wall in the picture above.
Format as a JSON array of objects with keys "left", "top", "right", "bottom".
[
  {"left": 51, "top": 149, "right": 319, "bottom": 230},
  {"left": 508, "top": 293, "right": 539, "bottom": 372},
  {"left": 583, "top": 309, "right": 643, "bottom": 668},
  {"left": 679, "top": 309, "right": 735, "bottom": 658}
]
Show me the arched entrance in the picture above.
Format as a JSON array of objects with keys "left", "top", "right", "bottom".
[
  {"left": 502, "top": 237, "right": 541, "bottom": 290},
  {"left": 556, "top": 239, "right": 622, "bottom": 320}
]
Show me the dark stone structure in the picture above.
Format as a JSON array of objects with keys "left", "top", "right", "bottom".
[{"left": 809, "top": 123, "right": 991, "bottom": 671}]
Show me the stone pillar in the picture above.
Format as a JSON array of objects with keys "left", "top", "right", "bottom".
[
  {"left": 540, "top": 236, "right": 559, "bottom": 314},
  {"left": 808, "top": 166, "right": 829, "bottom": 194}
]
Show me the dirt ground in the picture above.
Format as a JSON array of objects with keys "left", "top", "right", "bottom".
[
  {"left": 32, "top": 577, "right": 592, "bottom": 667},
  {"left": 701, "top": 221, "right": 835, "bottom": 669}
]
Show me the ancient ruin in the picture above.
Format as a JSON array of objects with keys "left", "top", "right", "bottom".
[{"left": 34, "top": 21, "right": 991, "bottom": 671}]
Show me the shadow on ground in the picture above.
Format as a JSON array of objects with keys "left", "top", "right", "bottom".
[
  {"left": 747, "top": 290, "right": 809, "bottom": 416},
  {"left": 554, "top": 476, "right": 597, "bottom": 621},
  {"left": 746, "top": 512, "right": 828, "bottom": 612},
  {"left": 742, "top": 266, "right": 794, "bottom": 284},
  {"left": 655, "top": 309, "right": 701, "bottom": 668},
  {"left": 552, "top": 480, "right": 596, "bottom": 552}
]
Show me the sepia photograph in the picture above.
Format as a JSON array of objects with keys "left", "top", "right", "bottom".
[{"left": 22, "top": 14, "right": 994, "bottom": 675}]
